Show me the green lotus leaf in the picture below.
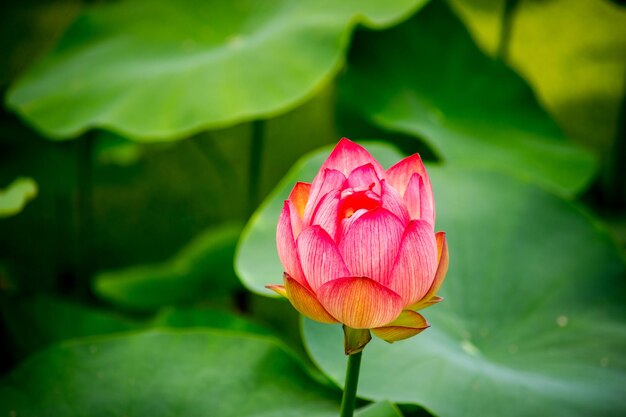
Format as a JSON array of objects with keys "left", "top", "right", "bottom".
[
  {"left": 0, "top": 329, "right": 402, "bottom": 417},
  {"left": 6, "top": 0, "right": 427, "bottom": 141},
  {"left": 94, "top": 223, "right": 242, "bottom": 311},
  {"left": 303, "top": 165, "right": 626, "bottom": 417},
  {"left": 340, "top": 0, "right": 596, "bottom": 196}
]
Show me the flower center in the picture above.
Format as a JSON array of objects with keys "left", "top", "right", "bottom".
[{"left": 338, "top": 189, "right": 381, "bottom": 219}]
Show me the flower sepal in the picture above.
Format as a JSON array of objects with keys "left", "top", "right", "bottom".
[
  {"left": 371, "top": 310, "right": 430, "bottom": 343},
  {"left": 343, "top": 326, "right": 371, "bottom": 356}
]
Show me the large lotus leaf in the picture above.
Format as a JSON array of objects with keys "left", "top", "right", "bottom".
[
  {"left": 0, "top": 177, "right": 37, "bottom": 218},
  {"left": 341, "top": 0, "right": 595, "bottom": 196},
  {"left": 153, "top": 306, "right": 272, "bottom": 336},
  {"left": 6, "top": 0, "right": 427, "bottom": 141},
  {"left": 94, "top": 223, "right": 243, "bottom": 311},
  {"left": 448, "top": 0, "right": 626, "bottom": 150},
  {"left": 303, "top": 166, "right": 626, "bottom": 417},
  {"left": 0, "top": 329, "right": 402, "bottom": 417},
  {"left": 235, "top": 141, "right": 406, "bottom": 295}
]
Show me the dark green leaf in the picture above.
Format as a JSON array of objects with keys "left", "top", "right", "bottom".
[
  {"left": 94, "top": 223, "right": 243, "bottom": 311},
  {"left": 153, "top": 306, "right": 271, "bottom": 336},
  {"left": 0, "top": 295, "right": 138, "bottom": 357},
  {"left": 341, "top": 0, "right": 596, "bottom": 196}
]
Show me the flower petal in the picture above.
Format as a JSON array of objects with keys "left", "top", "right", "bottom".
[
  {"left": 386, "top": 153, "right": 431, "bottom": 197},
  {"left": 304, "top": 168, "right": 346, "bottom": 225},
  {"left": 387, "top": 220, "right": 438, "bottom": 305},
  {"left": 317, "top": 276, "right": 404, "bottom": 329},
  {"left": 403, "top": 174, "right": 422, "bottom": 221},
  {"left": 319, "top": 138, "right": 385, "bottom": 178},
  {"left": 286, "top": 200, "right": 304, "bottom": 239},
  {"left": 284, "top": 274, "right": 337, "bottom": 324},
  {"left": 310, "top": 190, "right": 340, "bottom": 240},
  {"left": 419, "top": 174, "right": 435, "bottom": 226},
  {"left": 381, "top": 180, "right": 410, "bottom": 225},
  {"left": 347, "top": 163, "right": 381, "bottom": 194},
  {"left": 276, "top": 201, "right": 306, "bottom": 286},
  {"left": 410, "top": 232, "right": 449, "bottom": 310},
  {"left": 338, "top": 207, "right": 404, "bottom": 284},
  {"left": 411, "top": 296, "right": 444, "bottom": 311},
  {"left": 289, "top": 182, "right": 311, "bottom": 219},
  {"left": 371, "top": 310, "right": 429, "bottom": 343},
  {"left": 297, "top": 225, "right": 350, "bottom": 291},
  {"left": 266, "top": 284, "right": 287, "bottom": 298}
]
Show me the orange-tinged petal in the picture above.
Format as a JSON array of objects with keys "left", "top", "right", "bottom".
[
  {"left": 372, "top": 310, "right": 429, "bottom": 343},
  {"left": 317, "top": 276, "right": 404, "bottom": 329},
  {"left": 266, "top": 284, "right": 287, "bottom": 298},
  {"left": 289, "top": 182, "right": 311, "bottom": 219},
  {"left": 339, "top": 207, "right": 404, "bottom": 284},
  {"left": 297, "top": 225, "right": 349, "bottom": 291},
  {"left": 387, "top": 220, "right": 438, "bottom": 305},
  {"left": 410, "top": 232, "right": 449, "bottom": 310},
  {"left": 284, "top": 274, "right": 337, "bottom": 324},
  {"left": 276, "top": 201, "right": 306, "bottom": 286},
  {"left": 410, "top": 296, "right": 443, "bottom": 311}
]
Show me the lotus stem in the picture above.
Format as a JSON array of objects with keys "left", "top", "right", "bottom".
[{"left": 339, "top": 350, "right": 363, "bottom": 417}]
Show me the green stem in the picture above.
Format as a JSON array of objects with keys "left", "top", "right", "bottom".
[
  {"left": 497, "top": 0, "right": 520, "bottom": 61},
  {"left": 339, "top": 351, "right": 363, "bottom": 417}
]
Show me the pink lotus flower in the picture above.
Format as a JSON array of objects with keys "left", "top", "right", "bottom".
[{"left": 267, "top": 138, "right": 449, "bottom": 347}]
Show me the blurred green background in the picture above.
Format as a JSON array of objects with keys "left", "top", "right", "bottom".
[{"left": 1, "top": 0, "right": 625, "bottom": 416}]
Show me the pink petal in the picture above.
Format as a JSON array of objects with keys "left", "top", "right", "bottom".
[
  {"left": 386, "top": 153, "right": 428, "bottom": 195},
  {"left": 338, "top": 207, "right": 404, "bottom": 284},
  {"left": 287, "top": 200, "right": 304, "bottom": 239},
  {"left": 371, "top": 310, "right": 429, "bottom": 343},
  {"left": 347, "top": 163, "right": 381, "bottom": 194},
  {"left": 320, "top": 138, "right": 385, "bottom": 178},
  {"left": 411, "top": 232, "right": 449, "bottom": 309},
  {"left": 317, "top": 276, "right": 404, "bottom": 329},
  {"left": 276, "top": 202, "right": 307, "bottom": 287},
  {"left": 297, "top": 225, "right": 350, "bottom": 291},
  {"left": 310, "top": 190, "right": 340, "bottom": 240},
  {"left": 387, "top": 220, "right": 438, "bottom": 305},
  {"left": 289, "top": 182, "right": 311, "bottom": 219},
  {"left": 380, "top": 180, "right": 410, "bottom": 225},
  {"left": 387, "top": 154, "right": 434, "bottom": 221},
  {"left": 304, "top": 169, "right": 346, "bottom": 225},
  {"left": 418, "top": 175, "right": 435, "bottom": 226},
  {"left": 284, "top": 274, "right": 337, "bottom": 324},
  {"left": 404, "top": 174, "right": 422, "bottom": 221}
]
